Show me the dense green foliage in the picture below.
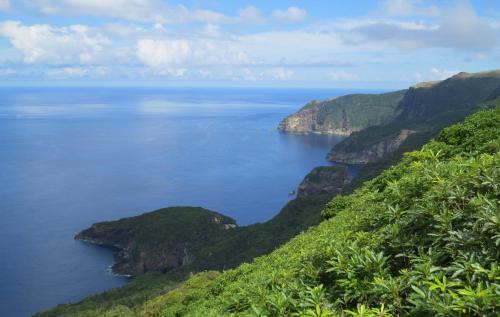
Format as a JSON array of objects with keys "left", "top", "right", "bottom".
[
  {"left": 139, "top": 107, "right": 500, "bottom": 316},
  {"left": 343, "top": 97, "right": 500, "bottom": 194},
  {"left": 34, "top": 273, "right": 182, "bottom": 317}
]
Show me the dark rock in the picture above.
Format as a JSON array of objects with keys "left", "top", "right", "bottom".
[{"left": 297, "top": 166, "right": 349, "bottom": 198}]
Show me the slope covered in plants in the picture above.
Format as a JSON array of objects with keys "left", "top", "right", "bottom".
[
  {"left": 144, "top": 107, "right": 500, "bottom": 316},
  {"left": 35, "top": 195, "right": 333, "bottom": 316}
]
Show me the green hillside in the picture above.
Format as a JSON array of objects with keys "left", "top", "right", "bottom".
[
  {"left": 328, "top": 70, "right": 500, "bottom": 164},
  {"left": 36, "top": 195, "right": 333, "bottom": 317},
  {"left": 136, "top": 107, "right": 500, "bottom": 316}
]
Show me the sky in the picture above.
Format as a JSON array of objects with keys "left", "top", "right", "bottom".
[{"left": 0, "top": 0, "right": 499, "bottom": 88}]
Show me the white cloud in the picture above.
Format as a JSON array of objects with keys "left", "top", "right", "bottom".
[
  {"left": 0, "top": 0, "right": 10, "bottom": 11},
  {"left": 267, "top": 67, "right": 294, "bottom": 80},
  {"left": 272, "top": 7, "right": 307, "bottom": 22},
  {"left": 237, "top": 6, "right": 265, "bottom": 24},
  {"left": 0, "top": 21, "right": 111, "bottom": 64},
  {"left": 201, "top": 24, "right": 222, "bottom": 38},
  {"left": 26, "top": 0, "right": 228, "bottom": 24},
  {"left": 413, "top": 72, "right": 423, "bottom": 82},
  {"left": 136, "top": 38, "right": 250, "bottom": 68},
  {"left": 380, "top": 0, "right": 440, "bottom": 17},
  {"left": 430, "top": 68, "right": 458, "bottom": 80},
  {"left": 137, "top": 39, "right": 192, "bottom": 67},
  {"left": 352, "top": 1, "right": 498, "bottom": 50},
  {"left": 102, "top": 23, "right": 148, "bottom": 38},
  {"left": 0, "top": 1, "right": 498, "bottom": 85},
  {"left": 46, "top": 66, "right": 109, "bottom": 78},
  {"left": 329, "top": 70, "right": 359, "bottom": 81}
]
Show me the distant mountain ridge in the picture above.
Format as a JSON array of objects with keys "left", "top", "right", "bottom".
[
  {"left": 328, "top": 70, "right": 500, "bottom": 164},
  {"left": 278, "top": 90, "right": 406, "bottom": 135},
  {"left": 279, "top": 69, "right": 500, "bottom": 164}
]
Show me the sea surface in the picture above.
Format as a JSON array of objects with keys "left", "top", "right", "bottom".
[{"left": 0, "top": 87, "right": 362, "bottom": 317}]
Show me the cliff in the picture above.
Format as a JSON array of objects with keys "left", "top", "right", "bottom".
[
  {"left": 297, "top": 166, "right": 348, "bottom": 197},
  {"left": 75, "top": 207, "right": 237, "bottom": 275},
  {"left": 278, "top": 90, "right": 406, "bottom": 135}
]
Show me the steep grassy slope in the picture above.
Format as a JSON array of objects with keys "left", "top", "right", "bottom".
[
  {"left": 342, "top": 96, "right": 500, "bottom": 193},
  {"left": 34, "top": 273, "right": 182, "bottom": 317},
  {"left": 36, "top": 195, "right": 333, "bottom": 316},
  {"left": 278, "top": 90, "right": 406, "bottom": 135},
  {"left": 328, "top": 70, "right": 500, "bottom": 164},
  {"left": 140, "top": 107, "right": 500, "bottom": 316}
]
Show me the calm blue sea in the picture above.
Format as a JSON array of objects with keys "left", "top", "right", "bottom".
[{"left": 0, "top": 87, "right": 361, "bottom": 317}]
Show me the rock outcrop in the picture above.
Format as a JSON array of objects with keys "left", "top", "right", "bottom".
[{"left": 297, "top": 166, "right": 349, "bottom": 198}]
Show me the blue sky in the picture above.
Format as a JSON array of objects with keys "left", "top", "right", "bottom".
[{"left": 0, "top": 0, "right": 499, "bottom": 88}]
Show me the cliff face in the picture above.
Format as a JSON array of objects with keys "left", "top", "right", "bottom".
[
  {"left": 75, "top": 207, "right": 237, "bottom": 276},
  {"left": 278, "top": 104, "right": 354, "bottom": 135},
  {"left": 327, "top": 129, "right": 415, "bottom": 164},
  {"left": 278, "top": 91, "right": 406, "bottom": 135},
  {"left": 297, "top": 166, "right": 349, "bottom": 198}
]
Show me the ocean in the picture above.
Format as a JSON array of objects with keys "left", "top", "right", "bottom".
[{"left": 0, "top": 87, "right": 361, "bottom": 316}]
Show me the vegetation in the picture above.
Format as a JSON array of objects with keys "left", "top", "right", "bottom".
[
  {"left": 343, "top": 96, "right": 500, "bottom": 193},
  {"left": 136, "top": 107, "right": 500, "bottom": 316},
  {"left": 34, "top": 273, "right": 182, "bottom": 317}
]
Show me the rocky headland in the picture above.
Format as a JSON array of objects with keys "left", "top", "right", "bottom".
[
  {"left": 297, "top": 166, "right": 349, "bottom": 198},
  {"left": 75, "top": 207, "right": 237, "bottom": 276},
  {"left": 278, "top": 90, "right": 406, "bottom": 135}
]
